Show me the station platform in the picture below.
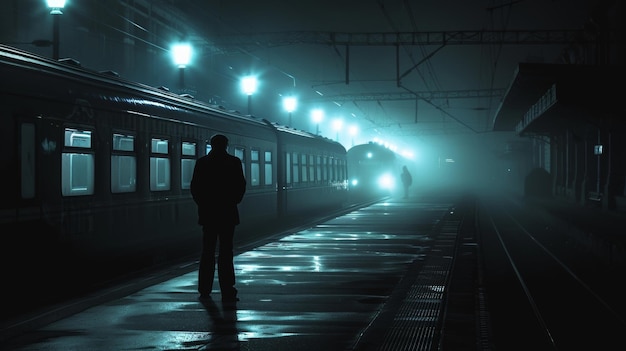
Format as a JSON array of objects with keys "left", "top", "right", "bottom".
[
  {"left": 4, "top": 189, "right": 623, "bottom": 351},
  {"left": 1, "top": 194, "right": 475, "bottom": 351}
]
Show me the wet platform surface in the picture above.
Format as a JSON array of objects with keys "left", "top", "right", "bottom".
[{"left": 2, "top": 196, "right": 461, "bottom": 351}]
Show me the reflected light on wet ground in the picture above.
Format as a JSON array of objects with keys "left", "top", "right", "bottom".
[{"left": 7, "top": 200, "right": 452, "bottom": 351}]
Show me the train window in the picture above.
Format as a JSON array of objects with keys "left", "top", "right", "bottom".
[
  {"left": 285, "top": 152, "right": 291, "bottom": 184},
  {"left": 328, "top": 157, "right": 333, "bottom": 181},
  {"left": 20, "top": 123, "right": 36, "bottom": 199},
  {"left": 292, "top": 152, "right": 299, "bottom": 183},
  {"left": 301, "top": 154, "right": 307, "bottom": 182},
  {"left": 151, "top": 138, "right": 168, "bottom": 154},
  {"left": 64, "top": 128, "right": 92, "bottom": 148},
  {"left": 113, "top": 133, "right": 134, "bottom": 151},
  {"left": 62, "top": 128, "right": 94, "bottom": 196},
  {"left": 111, "top": 133, "right": 136, "bottom": 193},
  {"left": 264, "top": 151, "right": 272, "bottom": 186},
  {"left": 316, "top": 156, "right": 322, "bottom": 184},
  {"left": 250, "top": 149, "right": 260, "bottom": 186},
  {"left": 309, "top": 155, "right": 315, "bottom": 182},
  {"left": 337, "top": 158, "right": 342, "bottom": 180},
  {"left": 234, "top": 147, "right": 245, "bottom": 177},
  {"left": 150, "top": 138, "right": 170, "bottom": 191},
  {"left": 205, "top": 144, "right": 211, "bottom": 155},
  {"left": 111, "top": 155, "right": 136, "bottom": 193},
  {"left": 182, "top": 142, "right": 196, "bottom": 156},
  {"left": 181, "top": 141, "right": 196, "bottom": 190}
]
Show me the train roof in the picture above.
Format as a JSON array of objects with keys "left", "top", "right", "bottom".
[
  {"left": 1, "top": 44, "right": 350, "bottom": 150},
  {"left": 265, "top": 120, "right": 336, "bottom": 141},
  {"left": 0, "top": 44, "right": 267, "bottom": 126},
  {"left": 348, "top": 142, "right": 396, "bottom": 154},
  {"left": 262, "top": 119, "right": 346, "bottom": 152}
]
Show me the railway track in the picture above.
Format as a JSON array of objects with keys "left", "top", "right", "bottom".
[{"left": 478, "top": 195, "right": 626, "bottom": 350}]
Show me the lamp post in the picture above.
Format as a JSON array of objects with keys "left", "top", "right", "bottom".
[
  {"left": 47, "top": 0, "right": 66, "bottom": 60},
  {"left": 349, "top": 124, "right": 359, "bottom": 147},
  {"left": 332, "top": 118, "right": 344, "bottom": 142},
  {"left": 172, "top": 43, "right": 192, "bottom": 94},
  {"left": 311, "top": 109, "right": 324, "bottom": 135},
  {"left": 241, "top": 76, "right": 257, "bottom": 115},
  {"left": 283, "top": 96, "right": 297, "bottom": 126}
]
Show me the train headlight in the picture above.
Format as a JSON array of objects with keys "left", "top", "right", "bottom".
[
  {"left": 378, "top": 173, "right": 395, "bottom": 190},
  {"left": 351, "top": 179, "right": 359, "bottom": 187}
]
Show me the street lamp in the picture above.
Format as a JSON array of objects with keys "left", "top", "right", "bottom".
[
  {"left": 241, "top": 76, "right": 258, "bottom": 115},
  {"left": 172, "top": 43, "right": 192, "bottom": 93},
  {"left": 47, "top": 0, "right": 66, "bottom": 60},
  {"left": 283, "top": 96, "right": 297, "bottom": 126},
  {"left": 311, "top": 109, "right": 324, "bottom": 135},
  {"left": 349, "top": 124, "right": 359, "bottom": 147},
  {"left": 332, "top": 118, "right": 344, "bottom": 142}
]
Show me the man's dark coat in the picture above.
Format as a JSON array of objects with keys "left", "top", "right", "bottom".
[{"left": 190, "top": 149, "right": 246, "bottom": 226}]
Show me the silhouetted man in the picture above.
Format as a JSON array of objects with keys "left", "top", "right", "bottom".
[{"left": 191, "top": 134, "right": 246, "bottom": 303}]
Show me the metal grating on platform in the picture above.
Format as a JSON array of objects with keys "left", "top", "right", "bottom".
[{"left": 377, "top": 220, "right": 461, "bottom": 351}]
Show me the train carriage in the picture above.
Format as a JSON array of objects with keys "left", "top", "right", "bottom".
[
  {"left": 0, "top": 44, "right": 347, "bottom": 314},
  {"left": 1, "top": 45, "right": 275, "bottom": 254},
  {"left": 270, "top": 123, "right": 347, "bottom": 217}
]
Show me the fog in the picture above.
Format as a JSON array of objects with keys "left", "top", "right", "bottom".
[{"left": 392, "top": 131, "right": 529, "bottom": 199}]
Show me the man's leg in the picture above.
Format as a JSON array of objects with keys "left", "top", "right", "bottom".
[
  {"left": 198, "top": 227, "right": 218, "bottom": 296},
  {"left": 217, "top": 225, "right": 237, "bottom": 299}
]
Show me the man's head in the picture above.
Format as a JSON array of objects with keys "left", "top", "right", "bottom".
[{"left": 210, "top": 134, "right": 229, "bottom": 150}]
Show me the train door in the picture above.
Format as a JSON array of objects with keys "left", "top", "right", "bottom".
[
  {"left": 3, "top": 116, "right": 37, "bottom": 219},
  {"left": 5, "top": 114, "right": 64, "bottom": 242},
  {"left": 17, "top": 118, "right": 37, "bottom": 205},
  {"left": 277, "top": 150, "right": 290, "bottom": 216}
]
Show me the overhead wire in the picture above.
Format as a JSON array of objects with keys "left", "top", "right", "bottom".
[
  {"left": 402, "top": 0, "right": 444, "bottom": 92},
  {"left": 375, "top": 0, "right": 442, "bottom": 133},
  {"left": 483, "top": 0, "right": 514, "bottom": 130},
  {"left": 389, "top": 0, "right": 482, "bottom": 134}
]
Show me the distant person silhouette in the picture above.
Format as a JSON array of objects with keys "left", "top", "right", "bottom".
[
  {"left": 401, "top": 165, "right": 412, "bottom": 199},
  {"left": 191, "top": 134, "right": 246, "bottom": 303}
]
